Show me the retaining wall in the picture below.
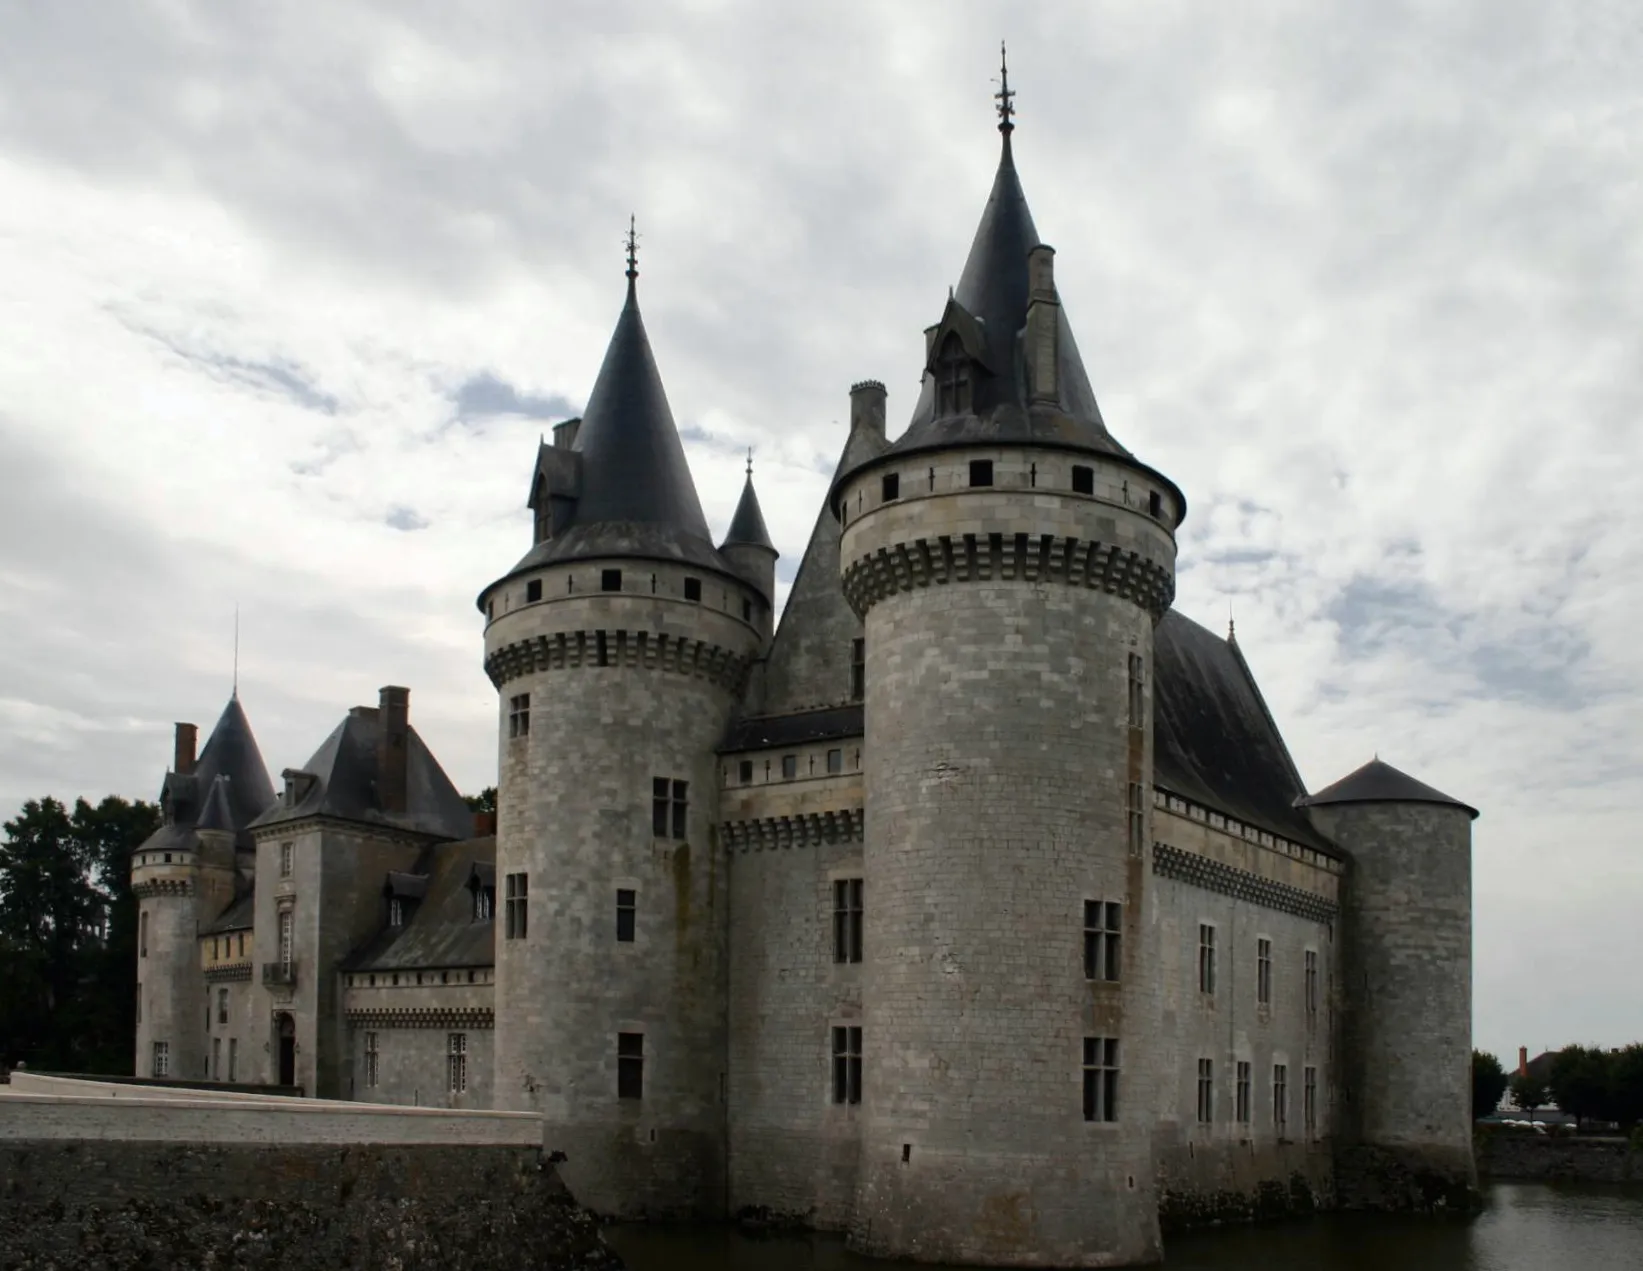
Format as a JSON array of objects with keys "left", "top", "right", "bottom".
[{"left": 1478, "top": 1131, "right": 1638, "bottom": 1183}]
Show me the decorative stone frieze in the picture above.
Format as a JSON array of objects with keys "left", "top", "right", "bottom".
[
  {"left": 484, "top": 627, "right": 751, "bottom": 691},
  {"left": 1155, "top": 786, "right": 1345, "bottom": 874},
  {"left": 1152, "top": 841, "right": 1339, "bottom": 925},
  {"left": 132, "top": 878, "right": 192, "bottom": 899},
  {"left": 204, "top": 962, "right": 252, "bottom": 983},
  {"left": 345, "top": 1006, "right": 496, "bottom": 1030},
  {"left": 841, "top": 534, "right": 1174, "bottom": 618},
  {"left": 719, "top": 808, "right": 864, "bottom": 853}
]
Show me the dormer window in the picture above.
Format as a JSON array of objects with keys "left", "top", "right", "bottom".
[
  {"left": 935, "top": 334, "right": 973, "bottom": 416},
  {"left": 473, "top": 884, "right": 494, "bottom": 922}
]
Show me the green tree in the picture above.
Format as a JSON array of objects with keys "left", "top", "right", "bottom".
[
  {"left": 463, "top": 786, "right": 497, "bottom": 815},
  {"left": 1549, "top": 1045, "right": 1614, "bottom": 1129},
  {"left": 1610, "top": 1044, "right": 1643, "bottom": 1131},
  {"left": 1473, "top": 1050, "right": 1509, "bottom": 1120},
  {"left": 1510, "top": 1072, "right": 1550, "bottom": 1119}
]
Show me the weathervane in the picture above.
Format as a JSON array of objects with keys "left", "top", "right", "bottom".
[
  {"left": 625, "top": 214, "right": 639, "bottom": 280},
  {"left": 994, "top": 40, "right": 1015, "bottom": 134}
]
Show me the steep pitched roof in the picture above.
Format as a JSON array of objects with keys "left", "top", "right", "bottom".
[
  {"left": 752, "top": 421, "right": 890, "bottom": 716},
  {"left": 202, "top": 891, "right": 256, "bottom": 935},
  {"left": 250, "top": 706, "right": 471, "bottom": 839},
  {"left": 1299, "top": 758, "right": 1478, "bottom": 819},
  {"left": 723, "top": 473, "right": 775, "bottom": 551},
  {"left": 1153, "top": 611, "right": 1335, "bottom": 853},
  {"left": 141, "top": 693, "right": 277, "bottom": 855},
  {"left": 344, "top": 837, "right": 496, "bottom": 971},
  {"left": 195, "top": 775, "right": 236, "bottom": 833}
]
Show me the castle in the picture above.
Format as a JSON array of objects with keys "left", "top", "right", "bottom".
[{"left": 131, "top": 76, "right": 1481, "bottom": 1268}]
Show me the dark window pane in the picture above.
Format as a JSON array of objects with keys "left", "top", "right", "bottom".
[
  {"left": 601, "top": 569, "right": 622, "bottom": 592},
  {"left": 969, "top": 459, "right": 993, "bottom": 487},
  {"left": 684, "top": 577, "right": 702, "bottom": 602},
  {"left": 882, "top": 473, "right": 899, "bottom": 501}
]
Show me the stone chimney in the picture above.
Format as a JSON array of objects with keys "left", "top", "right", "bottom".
[
  {"left": 173, "top": 722, "right": 198, "bottom": 776},
  {"left": 1518, "top": 1046, "right": 1529, "bottom": 1077},
  {"left": 1024, "top": 244, "right": 1060, "bottom": 405},
  {"left": 377, "top": 686, "right": 410, "bottom": 815},
  {"left": 849, "top": 380, "right": 887, "bottom": 438},
  {"left": 474, "top": 810, "right": 497, "bottom": 837},
  {"left": 553, "top": 417, "right": 581, "bottom": 450}
]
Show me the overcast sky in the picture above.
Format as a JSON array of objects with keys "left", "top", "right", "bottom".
[{"left": 1, "top": 1, "right": 1638, "bottom": 1061}]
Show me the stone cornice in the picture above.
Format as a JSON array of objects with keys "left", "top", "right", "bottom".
[
  {"left": 247, "top": 816, "right": 444, "bottom": 851},
  {"left": 721, "top": 808, "right": 865, "bottom": 854},
  {"left": 1152, "top": 842, "right": 1339, "bottom": 926},
  {"left": 345, "top": 1007, "right": 495, "bottom": 1031},
  {"left": 1154, "top": 787, "right": 1343, "bottom": 872},
  {"left": 484, "top": 627, "right": 751, "bottom": 691},
  {"left": 841, "top": 534, "right": 1173, "bottom": 619},
  {"left": 204, "top": 962, "right": 253, "bottom": 983},
  {"left": 133, "top": 878, "right": 192, "bottom": 899}
]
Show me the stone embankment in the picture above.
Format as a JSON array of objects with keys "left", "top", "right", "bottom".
[{"left": 1478, "top": 1130, "right": 1640, "bottom": 1184}]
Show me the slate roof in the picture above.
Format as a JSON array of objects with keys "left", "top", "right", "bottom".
[
  {"left": 723, "top": 473, "right": 775, "bottom": 552},
  {"left": 202, "top": 891, "right": 256, "bottom": 935},
  {"left": 344, "top": 837, "right": 496, "bottom": 971},
  {"left": 250, "top": 706, "right": 472, "bottom": 839},
  {"left": 1298, "top": 758, "right": 1478, "bottom": 819},
  {"left": 195, "top": 775, "right": 236, "bottom": 833},
  {"left": 1153, "top": 611, "right": 1336, "bottom": 854},
  {"left": 139, "top": 693, "right": 277, "bottom": 856},
  {"left": 720, "top": 705, "right": 865, "bottom": 753}
]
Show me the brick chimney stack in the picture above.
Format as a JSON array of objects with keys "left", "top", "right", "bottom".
[
  {"left": 377, "top": 686, "right": 410, "bottom": 815},
  {"left": 173, "top": 722, "right": 198, "bottom": 775},
  {"left": 1518, "top": 1046, "right": 1529, "bottom": 1077}
]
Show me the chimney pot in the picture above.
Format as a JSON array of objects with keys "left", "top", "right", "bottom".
[
  {"left": 849, "top": 380, "right": 887, "bottom": 439},
  {"left": 174, "top": 723, "right": 198, "bottom": 776},
  {"left": 377, "top": 686, "right": 410, "bottom": 815}
]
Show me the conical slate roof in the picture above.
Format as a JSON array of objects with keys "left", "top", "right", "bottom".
[
  {"left": 1298, "top": 758, "right": 1478, "bottom": 819},
  {"left": 191, "top": 695, "right": 276, "bottom": 830},
  {"left": 196, "top": 775, "right": 236, "bottom": 833},
  {"left": 722, "top": 473, "right": 774, "bottom": 551}
]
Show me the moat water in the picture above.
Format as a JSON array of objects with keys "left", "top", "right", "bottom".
[{"left": 604, "top": 1182, "right": 1643, "bottom": 1269}]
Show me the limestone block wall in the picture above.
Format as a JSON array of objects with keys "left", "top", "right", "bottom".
[
  {"left": 134, "top": 878, "right": 202, "bottom": 1081},
  {"left": 723, "top": 761, "right": 866, "bottom": 1228},
  {"left": 347, "top": 1021, "right": 495, "bottom": 1109}
]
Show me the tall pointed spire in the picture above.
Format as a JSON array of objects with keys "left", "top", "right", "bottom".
[
  {"left": 723, "top": 460, "right": 774, "bottom": 552},
  {"left": 994, "top": 41, "right": 1015, "bottom": 136}
]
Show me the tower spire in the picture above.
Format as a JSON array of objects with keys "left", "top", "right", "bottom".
[
  {"left": 624, "top": 214, "right": 639, "bottom": 283},
  {"left": 994, "top": 40, "right": 1015, "bottom": 135},
  {"left": 746, "top": 447, "right": 754, "bottom": 477}
]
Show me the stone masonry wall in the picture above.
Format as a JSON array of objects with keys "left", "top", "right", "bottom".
[{"left": 0, "top": 1140, "right": 618, "bottom": 1271}]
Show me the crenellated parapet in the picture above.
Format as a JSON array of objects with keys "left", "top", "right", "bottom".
[
  {"left": 720, "top": 808, "right": 864, "bottom": 853},
  {"left": 133, "top": 876, "right": 194, "bottom": 899},
  {"left": 485, "top": 627, "right": 752, "bottom": 692}
]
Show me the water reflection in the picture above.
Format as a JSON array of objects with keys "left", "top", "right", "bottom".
[{"left": 603, "top": 1183, "right": 1643, "bottom": 1270}]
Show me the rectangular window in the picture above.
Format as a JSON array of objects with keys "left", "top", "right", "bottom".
[
  {"left": 388, "top": 897, "right": 406, "bottom": 928},
  {"left": 742, "top": 598, "right": 753, "bottom": 622},
  {"left": 1198, "top": 924, "right": 1216, "bottom": 995},
  {"left": 526, "top": 578, "right": 543, "bottom": 602},
  {"left": 278, "top": 908, "right": 294, "bottom": 971},
  {"left": 969, "top": 459, "right": 994, "bottom": 487},
  {"left": 1257, "top": 938, "right": 1273, "bottom": 1006},
  {"left": 505, "top": 872, "right": 528, "bottom": 939},
  {"left": 652, "top": 778, "right": 688, "bottom": 838},
  {"left": 833, "top": 878, "right": 864, "bottom": 964},
  {"left": 601, "top": 568, "right": 622, "bottom": 592},
  {"left": 217, "top": 987, "right": 229, "bottom": 1024},
  {"left": 448, "top": 1032, "right": 468, "bottom": 1094},
  {"left": 616, "top": 889, "right": 637, "bottom": 942},
  {"left": 781, "top": 754, "right": 798, "bottom": 780},
  {"left": 1236, "top": 1061, "right": 1252, "bottom": 1124},
  {"left": 238, "top": 933, "right": 245, "bottom": 958},
  {"left": 1196, "top": 1058, "right": 1214, "bottom": 1123},
  {"left": 683, "top": 577, "right": 702, "bottom": 602},
  {"left": 280, "top": 841, "right": 293, "bottom": 877},
  {"left": 826, "top": 748, "right": 843, "bottom": 775},
  {"left": 136, "top": 983, "right": 141, "bottom": 1024},
  {"left": 228, "top": 1037, "right": 237, "bottom": 1083},
  {"left": 1304, "top": 1066, "right": 1318, "bottom": 1134},
  {"left": 1274, "top": 1064, "right": 1289, "bottom": 1135},
  {"left": 672, "top": 781, "right": 687, "bottom": 839},
  {"left": 1305, "top": 949, "right": 1319, "bottom": 1018},
  {"left": 831, "top": 1026, "right": 863, "bottom": 1105},
  {"left": 882, "top": 473, "right": 900, "bottom": 501},
  {"left": 1083, "top": 900, "right": 1122, "bottom": 982},
  {"left": 738, "top": 759, "right": 753, "bottom": 783},
  {"left": 1072, "top": 464, "right": 1094, "bottom": 495},
  {"left": 509, "top": 693, "right": 530, "bottom": 739},
  {"left": 1127, "top": 653, "right": 1145, "bottom": 727},
  {"left": 153, "top": 1040, "right": 170, "bottom": 1078},
  {"left": 212, "top": 1036, "right": 221, "bottom": 1081},
  {"left": 618, "top": 1033, "right": 644, "bottom": 1100},
  {"left": 851, "top": 638, "right": 865, "bottom": 701},
  {"left": 1127, "top": 782, "right": 1146, "bottom": 856},
  {"left": 1082, "top": 1037, "right": 1120, "bottom": 1122},
  {"left": 140, "top": 911, "right": 148, "bottom": 957},
  {"left": 473, "top": 885, "right": 493, "bottom": 921},
  {"left": 211, "top": 937, "right": 219, "bottom": 960},
  {"left": 1149, "top": 490, "right": 1164, "bottom": 519},
  {"left": 364, "top": 1031, "right": 379, "bottom": 1088}
]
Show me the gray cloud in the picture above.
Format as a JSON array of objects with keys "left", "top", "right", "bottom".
[
  {"left": 449, "top": 372, "right": 573, "bottom": 421},
  {"left": 384, "top": 505, "right": 430, "bottom": 532}
]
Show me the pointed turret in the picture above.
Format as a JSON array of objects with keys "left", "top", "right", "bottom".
[
  {"left": 723, "top": 464, "right": 774, "bottom": 553},
  {"left": 720, "top": 455, "right": 779, "bottom": 639}
]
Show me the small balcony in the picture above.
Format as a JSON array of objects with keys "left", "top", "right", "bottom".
[{"left": 262, "top": 961, "right": 298, "bottom": 988}]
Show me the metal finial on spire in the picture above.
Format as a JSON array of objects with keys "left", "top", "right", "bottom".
[
  {"left": 233, "top": 603, "right": 239, "bottom": 696},
  {"left": 994, "top": 40, "right": 1015, "bottom": 134},
  {"left": 624, "top": 214, "right": 639, "bottom": 281},
  {"left": 746, "top": 447, "right": 754, "bottom": 477}
]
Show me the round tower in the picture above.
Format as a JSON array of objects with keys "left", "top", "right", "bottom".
[
  {"left": 834, "top": 100, "right": 1184, "bottom": 1266},
  {"left": 1299, "top": 759, "right": 1480, "bottom": 1209},
  {"left": 481, "top": 252, "right": 763, "bottom": 1219}
]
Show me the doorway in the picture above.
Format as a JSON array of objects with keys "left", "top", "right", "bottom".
[{"left": 275, "top": 1013, "right": 296, "bottom": 1087}]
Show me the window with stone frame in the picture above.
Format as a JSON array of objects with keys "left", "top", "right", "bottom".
[
  {"left": 1127, "top": 654, "right": 1145, "bottom": 727},
  {"left": 447, "top": 1032, "right": 468, "bottom": 1094},
  {"left": 1072, "top": 464, "right": 1095, "bottom": 495},
  {"left": 831, "top": 1025, "right": 862, "bottom": 1105},
  {"left": 217, "top": 987, "right": 229, "bottom": 1025},
  {"left": 228, "top": 1037, "right": 237, "bottom": 1082},
  {"left": 364, "top": 1031, "right": 379, "bottom": 1087},
  {"left": 472, "top": 882, "right": 494, "bottom": 922},
  {"left": 1305, "top": 949, "right": 1319, "bottom": 1020},
  {"left": 278, "top": 907, "right": 294, "bottom": 972},
  {"left": 280, "top": 841, "right": 293, "bottom": 877},
  {"left": 781, "top": 754, "right": 798, "bottom": 780},
  {"left": 1198, "top": 923, "right": 1216, "bottom": 995},
  {"left": 1083, "top": 1037, "right": 1119, "bottom": 1122},
  {"left": 504, "top": 872, "right": 528, "bottom": 939},
  {"left": 153, "top": 1040, "right": 170, "bottom": 1078},
  {"left": 1236, "top": 1061, "right": 1252, "bottom": 1124},
  {"left": 1127, "top": 783, "right": 1146, "bottom": 856},
  {"left": 1196, "top": 1058, "right": 1214, "bottom": 1123},
  {"left": 140, "top": 910, "right": 148, "bottom": 958},
  {"left": 652, "top": 778, "right": 688, "bottom": 839},
  {"left": 1257, "top": 938, "right": 1273, "bottom": 1007},
  {"left": 1304, "top": 1066, "right": 1318, "bottom": 1135},
  {"left": 738, "top": 760, "right": 754, "bottom": 783},
  {"left": 833, "top": 879, "right": 864, "bottom": 964},
  {"left": 508, "top": 694, "right": 530, "bottom": 739},
  {"left": 1273, "top": 1063, "right": 1289, "bottom": 1135},
  {"left": 826, "top": 748, "right": 843, "bottom": 775},
  {"left": 212, "top": 1036, "right": 221, "bottom": 1080},
  {"left": 618, "top": 1033, "right": 644, "bottom": 1100},
  {"left": 616, "top": 889, "right": 637, "bottom": 943},
  {"left": 934, "top": 333, "right": 972, "bottom": 416},
  {"left": 851, "top": 638, "right": 865, "bottom": 701},
  {"left": 1084, "top": 900, "right": 1121, "bottom": 982}
]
